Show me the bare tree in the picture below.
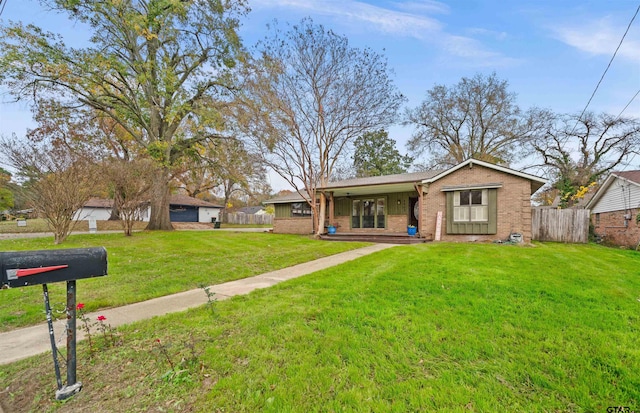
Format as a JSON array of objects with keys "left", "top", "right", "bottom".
[
  {"left": 405, "top": 72, "right": 543, "bottom": 167},
  {"left": 240, "top": 18, "right": 405, "bottom": 235},
  {"left": 530, "top": 111, "right": 640, "bottom": 207},
  {"left": 0, "top": 135, "right": 96, "bottom": 244},
  {"left": 103, "top": 158, "right": 154, "bottom": 236}
]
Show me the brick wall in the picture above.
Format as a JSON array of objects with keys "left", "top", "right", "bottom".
[
  {"left": 421, "top": 164, "right": 535, "bottom": 242},
  {"left": 593, "top": 208, "right": 640, "bottom": 248},
  {"left": 273, "top": 217, "right": 313, "bottom": 234}
]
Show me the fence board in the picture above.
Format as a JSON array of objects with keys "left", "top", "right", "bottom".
[
  {"left": 531, "top": 208, "right": 590, "bottom": 243},
  {"left": 222, "top": 212, "right": 273, "bottom": 225}
]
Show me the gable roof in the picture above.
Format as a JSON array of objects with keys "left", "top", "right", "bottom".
[
  {"left": 237, "top": 206, "right": 265, "bottom": 214},
  {"left": 324, "top": 171, "right": 442, "bottom": 189},
  {"left": 169, "top": 194, "right": 223, "bottom": 208},
  {"left": 615, "top": 170, "right": 640, "bottom": 185},
  {"left": 264, "top": 159, "right": 548, "bottom": 203},
  {"left": 320, "top": 171, "right": 442, "bottom": 197},
  {"left": 84, "top": 198, "right": 114, "bottom": 208},
  {"left": 423, "top": 158, "right": 547, "bottom": 194},
  {"left": 585, "top": 170, "right": 640, "bottom": 209},
  {"left": 263, "top": 191, "right": 309, "bottom": 205}
]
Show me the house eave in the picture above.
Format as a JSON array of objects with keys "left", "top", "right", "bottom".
[
  {"left": 585, "top": 172, "right": 640, "bottom": 210},
  {"left": 423, "top": 159, "right": 547, "bottom": 194},
  {"left": 322, "top": 182, "right": 420, "bottom": 197}
]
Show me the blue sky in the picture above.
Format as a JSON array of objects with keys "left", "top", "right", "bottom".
[{"left": 1, "top": 0, "right": 639, "bottom": 186}]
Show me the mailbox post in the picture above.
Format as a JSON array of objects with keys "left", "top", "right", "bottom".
[{"left": 1, "top": 247, "right": 107, "bottom": 400}]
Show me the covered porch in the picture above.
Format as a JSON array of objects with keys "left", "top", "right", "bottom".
[{"left": 321, "top": 171, "right": 436, "bottom": 238}]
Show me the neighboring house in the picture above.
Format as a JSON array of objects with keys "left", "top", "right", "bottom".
[
  {"left": 74, "top": 198, "right": 117, "bottom": 221},
  {"left": 237, "top": 206, "right": 267, "bottom": 215},
  {"left": 168, "top": 194, "right": 223, "bottom": 223},
  {"left": 76, "top": 195, "right": 223, "bottom": 223},
  {"left": 264, "top": 158, "right": 547, "bottom": 242},
  {"left": 586, "top": 170, "right": 640, "bottom": 248}
]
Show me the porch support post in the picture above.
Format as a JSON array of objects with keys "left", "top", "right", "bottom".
[{"left": 329, "top": 192, "right": 334, "bottom": 225}]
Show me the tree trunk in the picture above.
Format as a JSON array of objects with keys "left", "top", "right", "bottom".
[
  {"left": 146, "top": 167, "right": 173, "bottom": 230},
  {"left": 315, "top": 192, "right": 327, "bottom": 237}
]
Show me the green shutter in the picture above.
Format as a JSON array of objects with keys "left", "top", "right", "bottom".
[
  {"left": 488, "top": 189, "right": 497, "bottom": 234},
  {"left": 446, "top": 189, "right": 497, "bottom": 235},
  {"left": 446, "top": 192, "right": 453, "bottom": 234}
]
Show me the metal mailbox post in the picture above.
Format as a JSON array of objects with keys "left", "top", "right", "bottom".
[{"left": 0, "top": 247, "right": 107, "bottom": 400}]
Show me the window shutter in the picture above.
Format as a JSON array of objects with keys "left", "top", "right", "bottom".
[
  {"left": 446, "top": 192, "right": 453, "bottom": 233},
  {"left": 488, "top": 189, "right": 497, "bottom": 234}
]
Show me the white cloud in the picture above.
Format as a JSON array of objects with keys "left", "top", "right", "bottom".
[
  {"left": 250, "top": 0, "right": 518, "bottom": 67},
  {"left": 251, "top": 0, "right": 443, "bottom": 36},
  {"left": 553, "top": 17, "right": 640, "bottom": 62},
  {"left": 392, "top": 1, "right": 450, "bottom": 15},
  {"left": 466, "top": 27, "right": 508, "bottom": 41}
]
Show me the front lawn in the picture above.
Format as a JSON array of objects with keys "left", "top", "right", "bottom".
[
  {"left": 0, "top": 231, "right": 369, "bottom": 331},
  {"left": 1, "top": 242, "right": 638, "bottom": 412}
]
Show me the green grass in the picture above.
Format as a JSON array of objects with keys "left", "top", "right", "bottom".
[
  {"left": 1, "top": 242, "right": 639, "bottom": 412},
  {"left": 0, "top": 231, "right": 368, "bottom": 331}
]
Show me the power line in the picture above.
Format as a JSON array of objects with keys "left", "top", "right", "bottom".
[
  {"left": 615, "top": 89, "right": 640, "bottom": 120},
  {"left": 0, "top": 0, "right": 7, "bottom": 18},
  {"left": 571, "top": 3, "right": 640, "bottom": 133}
]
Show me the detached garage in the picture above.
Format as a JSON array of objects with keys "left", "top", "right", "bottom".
[
  {"left": 77, "top": 195, "right": 223, "bottom": 223},
  {"left": 168, "top": 194, "right": 223, "bottom": 223}
]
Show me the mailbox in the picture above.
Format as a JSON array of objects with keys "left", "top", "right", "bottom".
[{"left": 1, "top": 247, "right": 107, "bottom": 288}]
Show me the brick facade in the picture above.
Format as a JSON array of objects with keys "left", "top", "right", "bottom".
[
  {"left": 273, "top": 217, "right": 313, "bottom": 234},
  {"left": 592, "top": 208, "right": 640, "bottom": 248},
  {"left": 270, "top": 162, "right": 540, "bottom": 242},
  {"left": 421, "top": 164, "right": 534, "bottom": 242}
]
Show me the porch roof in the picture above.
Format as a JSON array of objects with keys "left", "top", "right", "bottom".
[{"left": 321, "top": 171, "right": 442, "bottom": 197}]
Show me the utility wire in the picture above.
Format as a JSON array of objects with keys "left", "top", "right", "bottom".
[
  {"left": 615, "top": 89, "right": 640, "bottom": 120},
  {"left": 570, "top": 3, "right": 640, "bottom": 133},
  {"left": 0, "top": 0, "right": 7, "bottom": 18}
]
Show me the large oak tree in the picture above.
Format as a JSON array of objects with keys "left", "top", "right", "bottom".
[
  {"left": 405, "top": 72, "right": 544, "bottom": 167},
  {"left": 240, "top": 18, "right": 405, "bottom": 235},
  {"left": 0, "top": 0, "right": 247, "bottom": 230}
]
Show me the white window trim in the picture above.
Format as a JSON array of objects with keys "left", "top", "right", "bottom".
[{"left": 453, "top": 189, "right": 488, "bottom": 223}]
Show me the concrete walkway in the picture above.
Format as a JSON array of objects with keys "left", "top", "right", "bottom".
[{"left": 0, "top": 243, "right": 395, "bottom": 365}]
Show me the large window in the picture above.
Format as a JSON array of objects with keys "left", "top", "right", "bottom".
[
  {"left": 291, "top": 202, "right": 312, "bottom": 217},
  {"left": 446, "top": 188, "right": 497, "bottom": 235},
  {"left": 352, "top": 198, "right": 385, "bottom": 229},
  {"left": 453, "top": 189, "right": 488, "bottom": 222}
]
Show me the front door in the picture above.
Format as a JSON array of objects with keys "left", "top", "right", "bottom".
[{"left": 409, "top": 197, "right": 419, "bottom": 227}]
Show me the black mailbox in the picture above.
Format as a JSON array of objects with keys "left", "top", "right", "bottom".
[{"left": 1, "top": 247, "right": 107, "bottom": 288}]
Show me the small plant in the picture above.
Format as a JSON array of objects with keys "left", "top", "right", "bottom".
[
  {"left": 76, "top": 303, "right": 120, "bottom": 358},
  {"left": 153, "top": 336, "right": 202, "bottom": 385},
  {"left": 199, "top": 284, "right": 217, "bottom": 316},
  {"left": 154, "top": 338, "right": 175, "bottom": 371},
  {"left": 76, "top": 303, "right": 94, "bottom": 357},
  {"left": 96, "top": 315, "right": 117, "bottom": 348}
]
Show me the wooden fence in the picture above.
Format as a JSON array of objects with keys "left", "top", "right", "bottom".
[
  {"left": 531, "top": 208, "right": 590, "bottom": 243},
  {"left": 221, "top": 212, "right": 273, "bottom": 225}
]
